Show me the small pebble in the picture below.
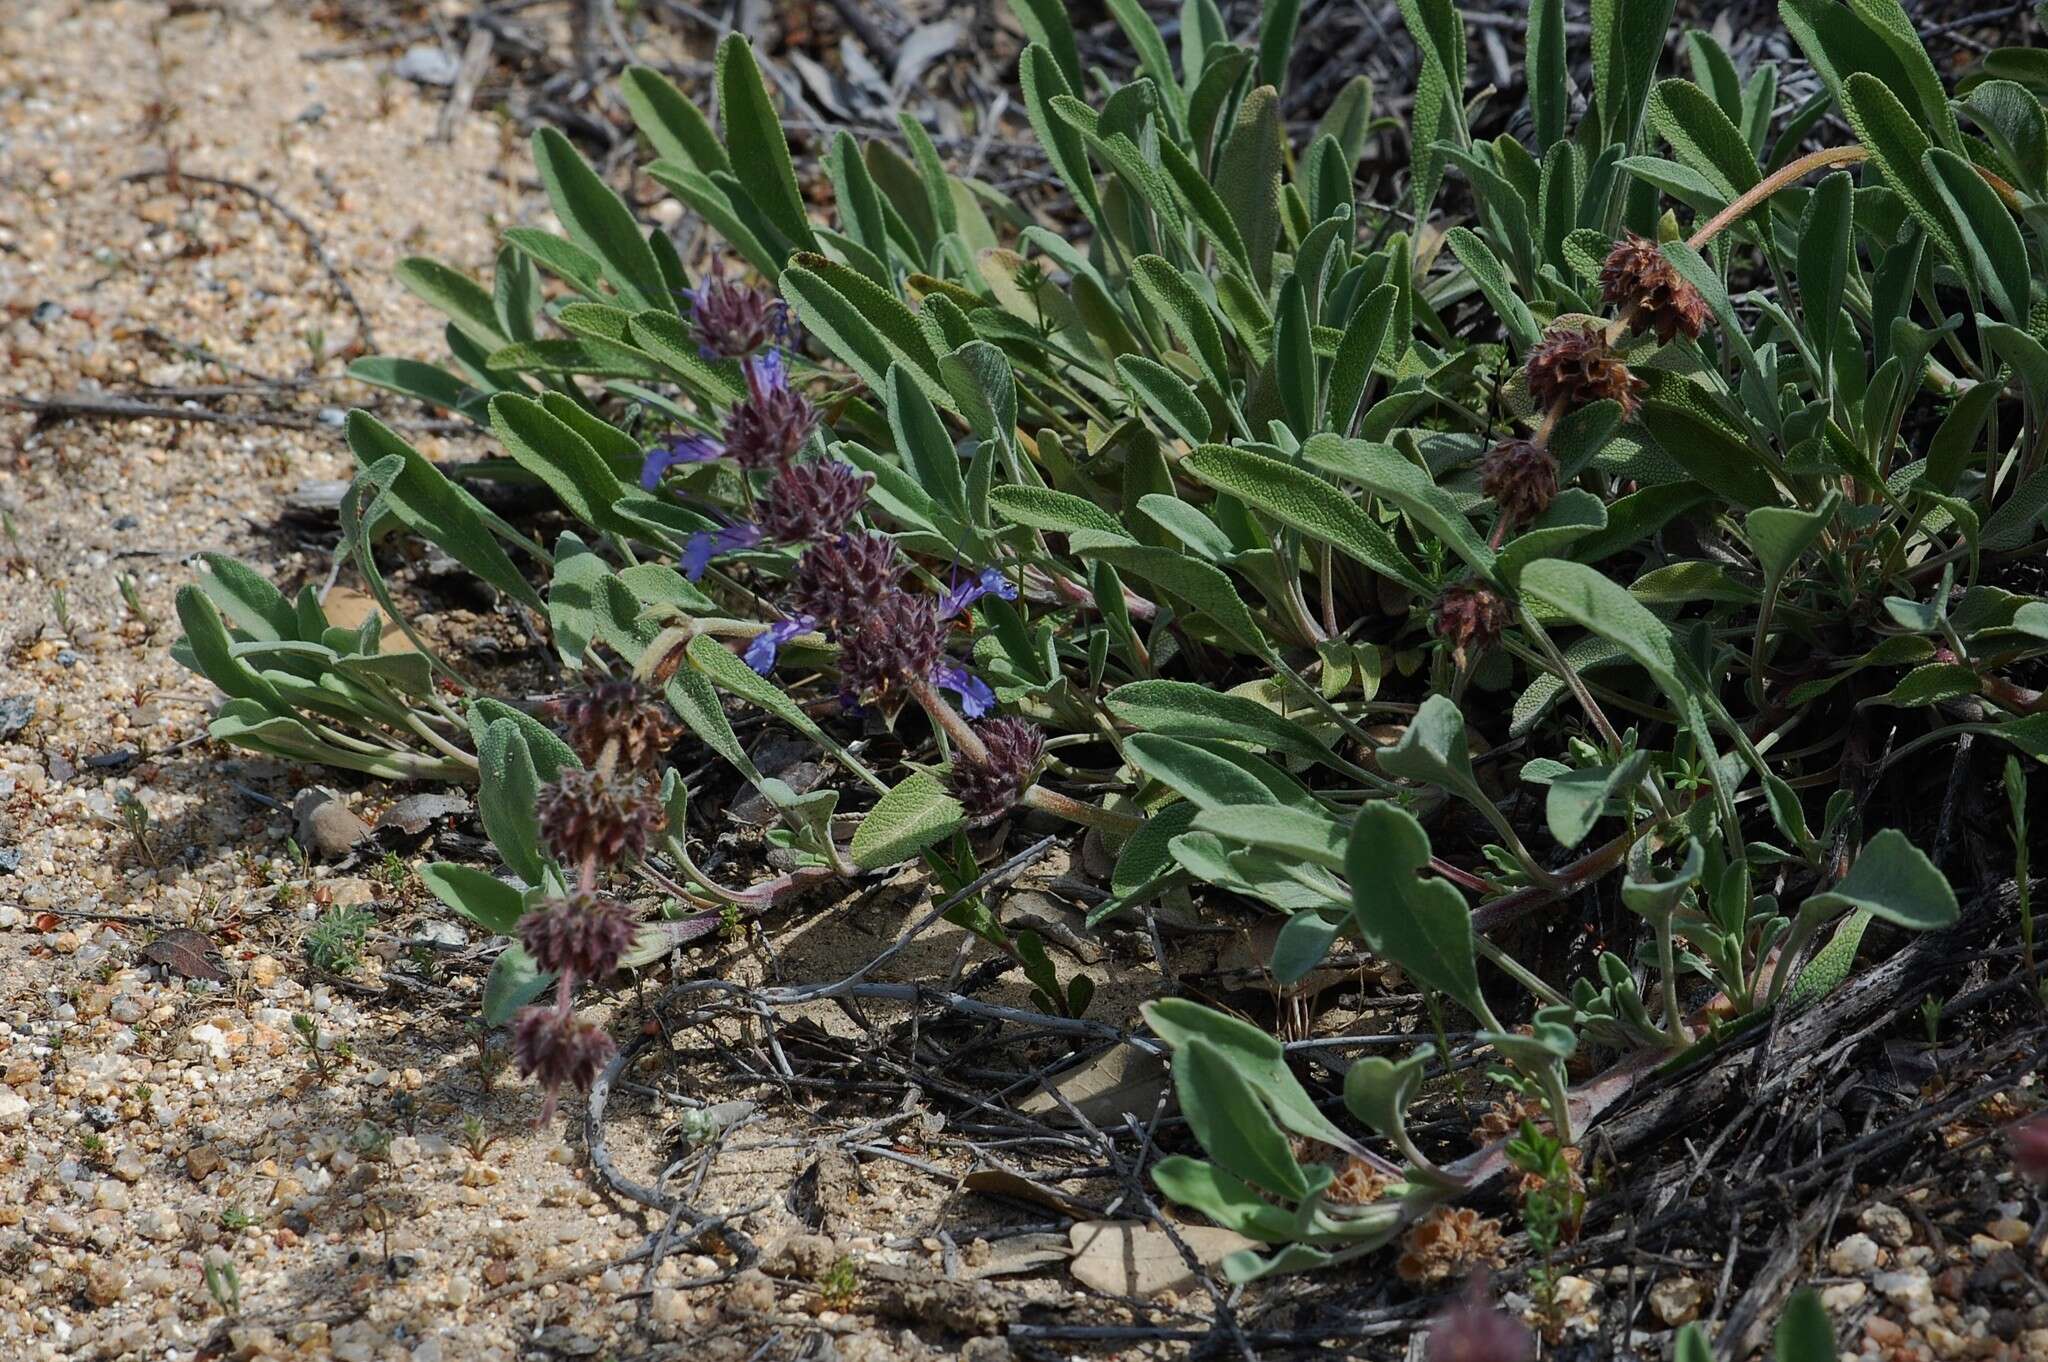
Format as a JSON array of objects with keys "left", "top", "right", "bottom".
[{"left": 1828, "top": 1232, "right": 1882, "bottom": 1275}]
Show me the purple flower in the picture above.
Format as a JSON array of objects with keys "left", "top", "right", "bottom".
[
  {"left": 947, "top": 717, "right": 1044, "bottom": 818},
  {"left": 792, "top": 533, "right": 903, "bottom": 632},
  {"left": 1426, "top": 1278, "right": 1533, "bottom": 1362},
  {"left": 687, "top": 277, "right": 788, "bottom": 360},
  {"left": 724, "top": 361, "right": 815, "bottom": 470},
  {"left": 744, "top": 616, "right": 815, "bottom": 675},
  {"left": 937, "top": 566, "right": 1019, "bottom": 620},
  {"left": 931, "top": 661, "right": 996, "bottom": 719},
  {"left": 746, "top": 346, "right": 786, "bottom": 395},
  {"left": 2011, "top": 1113, "right": 2048, "bottom": 1184},
  {"left": 639, "top": 433, "right": 722, "bottom": 491},
  {"left": 757, "top": 461, "right": 872, "bottom": 543},
  {"left": 682, "top": 523, "right": 766, "bottom": 580},
  {"left": 838, "top": 590, "right": 946, "bottom": 704}
]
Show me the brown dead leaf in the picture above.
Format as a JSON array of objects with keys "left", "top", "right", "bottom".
[
  {"left": 963, "top": 1166, "right": 1098, "bottom": 1220},
  {"left": 1017, "top": 1045, "right": 1169, "bottom": 1125},
  {"left": 140, "top": 928, "right": 226, "bottom": 981},
  {"left": 1066, "top": 1220, "right": 1259, "bottom": 1297}
]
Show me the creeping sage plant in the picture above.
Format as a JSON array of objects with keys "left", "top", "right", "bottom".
[{"left": 171, "top": 0, "right": 2048, "bottom": 1279}]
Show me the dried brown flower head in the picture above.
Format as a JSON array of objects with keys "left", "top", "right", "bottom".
[
  {"left": 549, "top": 680, "right": 677, "bottom": 774},
  {"left": 1599, "top": 234, "right": 1710, "bottom": 345},
  {"left": 1478, "top": 438, "right": 1559, "bottom": 532},
  {"left": 1470, "top": 1092, "right": 1549, "bottom": 1147},
  {"left": 1431, "top": 583, "right": 1512, "bottom": 669},
  {"left": 1322, "top": 1155, "right": 1394, "bottom": 1207},
  {"left": 1398, "top": 1207, "right": 1506, "bottom": 1288},
  {"left": 1510, "top": 1143, "right": 1584, "bottom": 1209},
  {"left": 1526, "top": 324, "right": 1643, "bottom": 418}
]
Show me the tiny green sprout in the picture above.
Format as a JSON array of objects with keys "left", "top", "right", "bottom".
[
  {"left": 719, "top": 901, "right": 744, "bottom": 939},
  {"left": 202, "top": 1254, "right": 241, "bottom": 1317},
  {"left": 219, "top": 1206, "right": 254, "bottom": 1233},
  {"left": 77, "top": 1131, "right": 107, "bottom": 1162},
  {"left": 459, "top": 1113, "right": 498, "bottom": 1160},
  {"left": 816, "top": 1255, "right": 862, "bottom": 1311},
  {"left": 467, "top": 1021, "right": 509, "bottom": 1093},
  {"left": 49, "top": 582, "right": 70, "bottom": 636},
  {"left": 118, "top": 791, "right": 159, "bottom": 868},
  {"left": 1505, "top": 1119, "right": 1584, "bottom": 1338},
  {"left": 304, "top": 325, "right": 327, "bottom": 370},
  {"left": 117, "top": 573, "right": 155, "bottom": 634},
  {"left": 291, "top": 1012, "right": 333, "bottom": 1085},
  {"left": 1921, "top": 994, "right": 1944, "bottom": 1045}
]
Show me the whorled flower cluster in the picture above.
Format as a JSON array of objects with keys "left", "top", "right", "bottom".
[
  {"left": 512, "top": 1006, "right": 616, "bottom": 1122},
  {"left": 1598, "top": 234, "right": 1710, "bottom": 345},
  {"left": 1478, "top": 438, "right": 1558, "bottom": 533},
  {"left": 518, "top": 890, "right": 639, "bottom": 982},
  {"left": 1526, "top": 324, "right": 1644, "bottom": 419},
  {"left": 791, "top": 531, "right": 904, "bottom": 631},
  {"left": 946, "top": 716, "right": 1045, "bottom": 819},
  {"left": 688, "top": 275, "right": 793, "bottom": 360},
  {"left": 640, "top": 282, "right": 819, "bottom": 491},
  {"left": 512, "top": 694, "right": 678, "bottom": 1120},
  {"left": 836, "top": 590, "right": 948, "bottom": 703},
  {"left": 757, "top": 460, "right": 874, "bottom": 544},
  {"left": 548, "top": 679, "right": 677, "bottom": 774},
  {"left": 535, "top": 766, "right": 668, "bottom": 870},
  {"left": 740, "top": 523, "right": 1010, "bottom": 720},
  {"left": 723, "top": 361, "right": 818, "bottom": 472}
]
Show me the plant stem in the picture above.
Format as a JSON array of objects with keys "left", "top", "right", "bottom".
[
  {"left": 1021, "top": 784, "right": 1143, "bottom": 835},
  {"left": 908, "top": 677, "right": 990, "bottom": 764},
  {"left": 1653, "top": 914, "right": 1691, "bottom": 1050},
  {"left": 1686, "top": 146, "right": 1871, "bottom": 252},
  {"left": 1476, "top": 936, "right": 1571, "bottom": 1010}
]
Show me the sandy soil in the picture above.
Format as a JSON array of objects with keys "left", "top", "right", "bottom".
[{"left": 0, "top": 5, "right": 948, "bottom": 1359}]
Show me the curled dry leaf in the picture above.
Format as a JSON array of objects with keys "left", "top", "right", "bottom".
[{"left": 140, "top": 928, "right": 226, "bottom": 981}]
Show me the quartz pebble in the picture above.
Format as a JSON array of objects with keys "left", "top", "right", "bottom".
[{"left": 1828, "top": 1232, "right": 1882, "bottom": 1275}]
